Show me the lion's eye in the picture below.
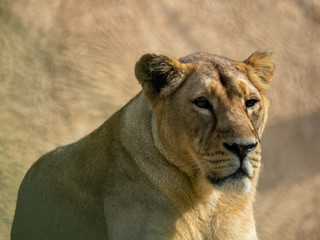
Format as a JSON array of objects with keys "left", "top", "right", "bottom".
[
  {"left": 245, "top": 99, "right": 258, "bottom": 108},
  {"left": 193, "top": 97, "right": 212, "bottom": 110}
]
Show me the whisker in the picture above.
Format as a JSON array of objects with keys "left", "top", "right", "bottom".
[
  {"left": 203, "top": 151, "right": 226, "bottom": 157},
  {"left": 208, "top": 159, "right": 231, "bottom": 164}
]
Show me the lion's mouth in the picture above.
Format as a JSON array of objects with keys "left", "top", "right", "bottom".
[{"left": 208, "top": 167, "right": 251, "bottom": 186}]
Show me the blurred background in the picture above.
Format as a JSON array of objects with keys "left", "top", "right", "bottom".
[{"left": 1, "top": 0, "right": 319, "bottom": 239}]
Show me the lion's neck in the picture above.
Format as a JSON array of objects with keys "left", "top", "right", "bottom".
[{"left": 121, "top": 93, "right": 196, "bottom": 204}]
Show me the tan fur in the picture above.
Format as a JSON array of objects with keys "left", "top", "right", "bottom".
[{"left": 11, "top": 51, "right": 274, "bottom": 240}]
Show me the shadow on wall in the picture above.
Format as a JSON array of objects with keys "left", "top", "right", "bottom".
[
  {"left": 256, "top": 110, "right": 320, "bottom": 240},
  {"left": 260, "top": 110, "right": 320, "bottom": 190}
]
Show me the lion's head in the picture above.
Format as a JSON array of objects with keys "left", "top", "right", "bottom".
[{"left": 135, "top": 51, "right": 274, "bottom": 195}]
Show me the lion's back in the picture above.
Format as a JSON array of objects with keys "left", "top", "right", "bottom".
[
  {"left": 11, "top": 143, "right": 109, "bottom": 240},
  {"left": 10, "top": 101, "right": 144, "bottom": 240}
]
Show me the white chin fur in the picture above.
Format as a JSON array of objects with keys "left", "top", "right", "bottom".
[{"left": 216, "top": 177, "right": 252, "bottom": 195}]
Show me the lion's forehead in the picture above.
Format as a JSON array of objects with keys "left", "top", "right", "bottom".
[
  {"left": 191, "top": 64, "right": 258, "bottom": 99},
  {"left": 180, "top": 52, "right": 262, "bottom": 101}
]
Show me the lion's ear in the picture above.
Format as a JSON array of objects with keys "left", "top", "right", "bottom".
[
  {"left": 135, "top": 53, "right": 188, "bottom": 102},
  {"left": 244, "top": 50, "right": 275, "bottom": 92}
]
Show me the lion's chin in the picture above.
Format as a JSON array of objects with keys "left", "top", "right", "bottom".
[{"left": 208, "top": 169, "right": 252, "bottom": 194}]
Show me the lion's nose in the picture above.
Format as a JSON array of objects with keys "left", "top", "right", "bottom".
[{"left": 223, "top": 142, "right": 257, "bottom": 160}]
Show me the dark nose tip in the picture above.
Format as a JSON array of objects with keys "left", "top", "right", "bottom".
[{"left": 223, "top": 142, "right": 257, "bottom": 159}]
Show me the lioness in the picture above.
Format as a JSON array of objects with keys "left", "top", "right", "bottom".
[{"left": 11, "top": 51, "right": 274, "bottom": 240}]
